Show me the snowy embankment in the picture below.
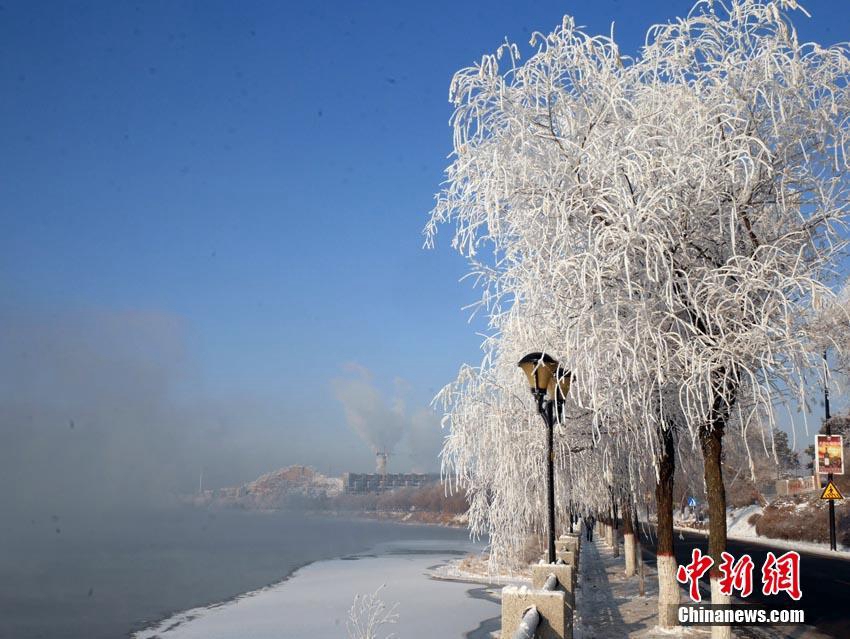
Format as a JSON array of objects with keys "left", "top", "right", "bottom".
[
  {"left": 428, "top": 551, "right": 532, "bottom": 587},
  {"left": 675, "top": 505, "right": 850, "bottom": 559},
  {"left": 727, "top": 504, "right": 763, "bottom": 538},
  {"left": 132, "top": 539, "right": 499, "bottom": 639}
]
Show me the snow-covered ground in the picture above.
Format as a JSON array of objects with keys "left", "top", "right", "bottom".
[
  {"left": 674, "top": 506, "right": 850, "bottom": 560},
  {"left": 133, "top": 539, "right": 500, "bottom": 639},
  {"left": 727, "top": 504, "right": 763, "bottom": 538},
  {"left": 429, "top": 552, "right": 532, "bottom": 587}
]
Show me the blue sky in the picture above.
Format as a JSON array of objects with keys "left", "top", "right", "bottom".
[{"left": 2, "top": 1, "right": 848, "bottom": 493}]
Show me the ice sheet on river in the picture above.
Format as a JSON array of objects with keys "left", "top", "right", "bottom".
[{"left": 133, "top": 539, "right": 499, "bottom": 639}]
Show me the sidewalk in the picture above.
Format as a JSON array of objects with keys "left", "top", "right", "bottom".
[
  {"left": 573, "top": 536, "right": 827, "bottom": 639},
  {"left": 574, "top": 536, "right": 710, "bottom": 639}
]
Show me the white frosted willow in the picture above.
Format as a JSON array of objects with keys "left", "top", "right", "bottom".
[{"left": 427, "top": 0, "right": 850, "bottom": 571}]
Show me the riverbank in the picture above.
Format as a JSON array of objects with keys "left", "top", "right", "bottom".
[{"left": 328, "top": 508, "right": 467, "bottom": 527}]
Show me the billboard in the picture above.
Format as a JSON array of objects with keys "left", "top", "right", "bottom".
[{"left": 816, "top": 434, "right": 844, "bottom": 475}]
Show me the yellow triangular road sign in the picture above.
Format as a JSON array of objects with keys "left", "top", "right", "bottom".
[{"left": 821, "top": 481, "right": 844, "bottom": 500}]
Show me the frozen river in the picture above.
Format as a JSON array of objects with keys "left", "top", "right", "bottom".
[
  {"left": 133, "top": 537, "right": 500, "bottom": 639},
  {"left": 0, "top": 508, "right": 492, "bottom": 638}
]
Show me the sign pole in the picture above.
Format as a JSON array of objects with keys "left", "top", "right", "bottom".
[{"left": 824, "top": 352, "right": 837, "bottom": 552}]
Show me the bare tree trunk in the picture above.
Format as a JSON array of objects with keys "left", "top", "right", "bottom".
[
  {"left": 635, "top": 503, "right": 646, "bottom": 596},
  {"left": 612, "top": 505, "right": 620, "bottom": 558},
  {"left": 701, "top": 422, "right": 730, "bottom": 639},
  {"left": 623, "top": 498, "right": 635, "bottom": 576},
  {"left": 656, "top": 426, "right": 679, "bottom": 628}
]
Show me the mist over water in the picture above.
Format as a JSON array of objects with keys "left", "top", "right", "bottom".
[
  {"left": 0, "top": 310, "right": 452, "bottom": 638},
  {"left": 0, "top": 308, "right": 446, "bottom": 521},
  {"left": 0, "top": 308, "right": 191, "bottom": 515},
  {"left": 0, "top": 308, "right": 450, "bottom": 639}
]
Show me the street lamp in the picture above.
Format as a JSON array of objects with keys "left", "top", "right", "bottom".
[
  {"left": 518, "top": 352, "right": 558, "bottom": 406},
  {"left": 518, "top": 352, "right": 571, "bottom": 564}
]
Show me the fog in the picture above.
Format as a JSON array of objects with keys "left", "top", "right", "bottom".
[{"left": 0, "top": 307, "right": 444, "bottom": 518}]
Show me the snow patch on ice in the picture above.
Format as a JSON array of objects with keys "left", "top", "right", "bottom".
[{"left": 428, "top": 553, "right": 531, "bottom": 587}]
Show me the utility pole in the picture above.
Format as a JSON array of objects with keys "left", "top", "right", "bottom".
[{"left": 824, "top": 351, "right": 837, "bottom": 551}]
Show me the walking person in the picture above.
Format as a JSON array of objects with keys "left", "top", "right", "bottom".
[{"left": 585, "top": 513, "right": 595, "bottom": 541}]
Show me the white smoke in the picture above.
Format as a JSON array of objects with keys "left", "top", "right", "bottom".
[
  {"left": 332, "top": 363, "right": 406, "bottom": 455},
  {"left": 332, "top": 364, "right": 443, "bottom": 471}
]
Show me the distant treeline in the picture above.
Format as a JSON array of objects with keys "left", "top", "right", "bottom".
[{"left": 330, "top": 483, "right": 468, "bottom": 515}]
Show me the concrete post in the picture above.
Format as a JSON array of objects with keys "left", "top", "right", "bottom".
[
  {"left": 501, "top": 585, "right": 571, "bottom": 639},
  {"left": 557, "top": 536, "right": 580, "bottom": 564},
  {"left": 554, "top": 549, "right": 575, "bottom": 566},
  {"left": 532, "top": 564, "right": 575, "bottom": 608},
  {"left": 556, "top": 538, "right": 577, "bottom": 552}
]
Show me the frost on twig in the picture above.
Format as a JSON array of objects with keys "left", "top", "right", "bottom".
[{"left": 345, "top": 585, "right": 399, "bottom": 639}]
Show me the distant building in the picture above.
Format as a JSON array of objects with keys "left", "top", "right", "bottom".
[
  {"left": 775, "top": 475, "right": 818, "bottom": 496},
  {"left": 343, "top": 472, "right": 440, "bottom": 494}
]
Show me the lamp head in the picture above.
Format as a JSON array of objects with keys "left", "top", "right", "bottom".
[
  {"left": 550, "top": 366, "right": 572, "bottom": 403},
  {"left": 517, "top": 352, "right": 558, "bottom": 396}
]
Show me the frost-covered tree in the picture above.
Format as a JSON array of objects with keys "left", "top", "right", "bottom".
[
  {"left": 346, "top": 586, "right": 398, "bottom": 639},
  {"left": 807, "top": 283, "right": 850, "bottom": 371},
  {"left": 427, "top": 1, "right": 850, "bottom": 634}
]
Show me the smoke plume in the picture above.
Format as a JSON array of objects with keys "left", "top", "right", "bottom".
[
  {"left": 331, "top": 363, "right": 444, "bottom": 472},
  {"left": 331, "top": 364, "right": 406, "bottom": 454}
]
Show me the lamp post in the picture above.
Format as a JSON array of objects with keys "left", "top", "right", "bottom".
[{"left": 518, "top": 352, "right": 572, "bottom": 564}]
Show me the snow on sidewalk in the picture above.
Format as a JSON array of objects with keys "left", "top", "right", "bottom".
[{"left": 574, "top": 536, "right": 710, "bottom": 639}]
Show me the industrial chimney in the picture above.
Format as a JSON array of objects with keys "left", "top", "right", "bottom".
[{"left": 375, "top": 451, "right": 388, "bottom": 476}]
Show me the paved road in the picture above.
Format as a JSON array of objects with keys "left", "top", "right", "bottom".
[{"left": 638, "top": 528, "right": 850, "bottom": 638}]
